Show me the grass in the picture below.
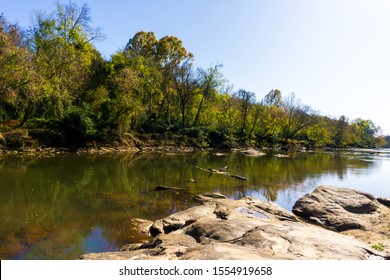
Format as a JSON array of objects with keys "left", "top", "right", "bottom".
[{"left": 371, "top": 243, "right": 385, "bottom": 252}]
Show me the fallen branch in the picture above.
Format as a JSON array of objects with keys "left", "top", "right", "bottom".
[
  {"left": 230, "top": 174, "right": 247, "bottom": 180},
  {"left": 194, "top": 166, "right": 247, "bottom": 180},
  {"left": 154, "top": 185, "right": 184, "bottom": 191}
]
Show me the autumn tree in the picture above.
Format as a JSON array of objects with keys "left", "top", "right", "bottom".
[
  {"left": 262, "top": 89, "right": 282, "bottom": 107},
  {"left": 123, "top": 32, "right": 193, "bottom": 126},
  {"left": 193, "top": 64, "right": 225, "bottom": 126},
  {"left": 351, "top": 119, "right": 380, "bottom": 148},
  {"left": 123, "top": 31, "right": 162, "bottom": 120},
  {"left": 0, "top": 16, "right": 31, "bottom": 122},
  {"left": 255, "top": 105, "right": 284, "bottom": 145},
  {"left": 173, "top": 61, "right": 199, "bottom": 126},
  {"left": 103, "top": 64, "right": 139, "bottom": 138},
  {"left": 333, "top": 115, "right": 350, "bottom": 147},
  {"left": 234, "top": 89, "right": 255, "bottom": 140},
  {"left": 156, "top": 35, "right": 193, "bottom": 123},
  {"left": 0, "top": 3, "right": 386, "bottom": 149},
  {"left": 26, "top": 1, "right": 104, "bottom": 121},
  {"left": 281, "top": 93, "right": 317, "bottom": 143}
]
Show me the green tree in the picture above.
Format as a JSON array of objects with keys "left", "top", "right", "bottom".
[
  {"left": 281, "top": 93, "right": 317, "bottom": 143},
  {"left": 156, "top": 35, "right": 193, "bottom": 123},
  {"left": 124, "top": 32, "right": 193, "bottom": 125},
  {"left": 351, "top": 119, "right": 380, "bottom": 148},
  {"left": 103, "top": 66, "right": 139, "bottom": 138},
  {"left": 333, "top": 115, "right": 350, "bottom": 147},
  {"left": 0, "top": 16, "right": 31, "bottom": 122},
  {"left": 26, "top": 1, "right": 104, "bottom": 121},
  {"left": 173, "top": 61, "right": 199, "bottom": 126},
  {"left": 234, "top": 89, "right": 255, "bottom": 140},
  {"left": 304, "top": 116, "right": 332, "bottom": 148},
  {"left": 255, "top": 105, "right": 284, "bottom": 146},
  {"left": 262, "top": 89, "right": 282, "bottom": 107},
  {"left": 255, "top": 89, "right": 286, "bottom": 146},
  {"left": 246, "top": 102, "right": 263, "bottom": 142},
  {"left": 125, "top": 31, "right": 158, "bottom": 58},
  {"left": 384, "top": 135, "right": 390, "bottom": 147},
  {"left": 215, "top": 90, "right": 239, "bottom": 137},
  {"left": 124, "top": 31, "right": 163, "bottom": 121},
  {"left": 193, "top": 64, "right": 225, "bottom": 126}
]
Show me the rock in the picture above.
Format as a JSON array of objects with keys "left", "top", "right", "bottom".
[
  {"left": 81, "top": 191, "right": 387, "bottom": 260},
  {"left": 149, "top": 204, "right": 217, "bottom": 236},
  {"left": 129, "top": 218, "right": 153, "bottom": 235},
  {"left": 212, "top": 152, "right": 227, "bottom": 156},
  {"left": 292, "top": 185, "right": 380, "bottom": 230},
  {"left": 274, "top": 154, "right": 289, "bottom": 158},
  {"left": 235, "top": 148, "right": 266, "bottom": 157},
  {"left": 377, "top": 197, "right": 390, "bottom": 207},
  {"left": 182, "top": 218, "right": 376, "bottom": 260},
  {"left": 292, "top": 185, "right": 390, "bottom": 256},
  {"left": 193, "top": 192, "right": 226, "bottom": 202},
  {"left": 249, "top": 200, "right": 299, "bottom": 222}
]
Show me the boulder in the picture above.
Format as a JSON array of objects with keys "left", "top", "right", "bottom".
[
  {"left": 235, "top": 148, "right": 266, "bottom": 157},
  {"left": 378, "top": 197, "right": 390, "bottom": 207},
  {"left": 292, "top": 186, "right": 380, "bottom": 230},
  {"left": 81, "top": 191, "right": 387, "bottom": 260},
  {"left": 292, "top": 185, "right": 390, "bottom": 255}
]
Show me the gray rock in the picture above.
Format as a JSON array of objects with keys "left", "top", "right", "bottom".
[
  {"left": 292, "top": 185, "right": 390, "bottom": 256},
  {"left": 81, "top": 191, "right": 388, "bottom": 260},
  {"left": 292, "top": 185, "right": 380, "bottom": 230},
  {"left": 377, "top": 197, "right": 390, "bottom": 207},
  {"left": 235, "top": 148, "right": 266, "bottom": 157},
  {"left": 149, "top": 204, "right": 217, "bottom": 236},
  {"left": 193, "top": 192, "right": 227, "bottom": 202}
]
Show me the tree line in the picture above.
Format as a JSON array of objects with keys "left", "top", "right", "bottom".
[{"left": 0, "top": 2, "right": 388, "bottom": 149}]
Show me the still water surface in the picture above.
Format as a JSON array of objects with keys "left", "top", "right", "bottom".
[{"left": 0, "top": 149, "right": 389, "bottom": 259}]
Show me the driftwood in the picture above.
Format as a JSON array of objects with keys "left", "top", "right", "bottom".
[
  {"left": 194, "top": 166, "right": 247, "bottom": 180},
  {"left": 154, "top": 185, "right": 184, "bottom": 191},
  {"left": 230, "top": 174, "right": 247, "bottom": 180}
]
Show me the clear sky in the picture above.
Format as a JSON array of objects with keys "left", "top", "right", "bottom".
[{"left": 1, "top": 0, "right": 390, "bottom": 134}]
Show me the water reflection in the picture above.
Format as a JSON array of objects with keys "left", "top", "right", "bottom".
[{"left": 0, "top": 150, "right": 387, "bottom": 259}]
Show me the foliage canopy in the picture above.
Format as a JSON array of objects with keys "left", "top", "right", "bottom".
[{"left": 0, "top": 2, "right": 387, "bottom": 149}]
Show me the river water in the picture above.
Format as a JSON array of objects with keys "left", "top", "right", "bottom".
[{"left": 0, "top": 149, "right": 389, "bottom": 259}]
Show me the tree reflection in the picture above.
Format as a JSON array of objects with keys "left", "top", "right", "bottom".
[{"left": 0, "top": 151, "right": 377, "bottom": 259}]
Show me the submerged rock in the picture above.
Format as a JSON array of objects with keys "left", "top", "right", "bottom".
[
  {"left": 81, "top": 188, "right": 389, "bottom": 260},
  {"left": 235, "top": 148, "right": 266, "bottom": 157}
]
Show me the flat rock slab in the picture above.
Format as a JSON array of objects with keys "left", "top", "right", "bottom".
[
  {"left": 292, "top": 185, "right": 390, "bottom": 256},
  {"left": 81, "top": 190, "right": 387, "bottom": 260}
]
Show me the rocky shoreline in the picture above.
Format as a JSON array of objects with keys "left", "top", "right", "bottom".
[
  {"left": 80, "top": 186, "right": 390, "bottom": 260},
  {"left": 0, "top": 128, "right": 312, "bottom": 156}
]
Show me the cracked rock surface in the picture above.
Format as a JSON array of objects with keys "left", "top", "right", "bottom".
[
  {"left": 81, "top": 188, "right": 389, "bottom": 260},
  {"left": 293, "top": 185, "right": 390, "bottom": 256}
]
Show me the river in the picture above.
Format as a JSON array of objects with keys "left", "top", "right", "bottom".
[{"left": 0, "top": 149, "right": 389, "bottom": 259}]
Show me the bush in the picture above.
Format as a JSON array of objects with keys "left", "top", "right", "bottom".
[
  {"left": 61, "top": 107, "right": 98, "bottom": 142},
  {"left": 208, "top": 126, "right": 232, "bottom": 148},
  {"left": 1, "top": 130, "right": 29, "bottom": 149},
  {"left": 140, "top": 118, "right": 182, "bottom": 134},
  {"left": 24, "top": 118, "right": 53, "bottom": 129}
]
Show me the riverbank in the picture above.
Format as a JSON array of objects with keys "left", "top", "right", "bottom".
[
  {"left": 0, "top": 126, "right": 295, "bottom": 156},
  {"left": 81, "top": 186, "right": 390, "bottom": 260},
  {"left": 4, "top": 125, "right": 384, "bottom": 156}
]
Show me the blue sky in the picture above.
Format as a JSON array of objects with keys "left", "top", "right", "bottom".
[{"left": 1, "top": 0, "right": 390, "bottom": 134}]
